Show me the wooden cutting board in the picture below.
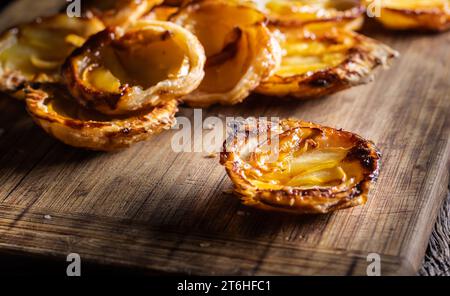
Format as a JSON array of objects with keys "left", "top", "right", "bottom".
[{"left": 0, "top": 0, "right": 449, "bottom": 275}]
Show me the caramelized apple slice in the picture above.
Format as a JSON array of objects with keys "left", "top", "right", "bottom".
[
  {"left": 0, "top": 14, "right": 104, "bottom": 94},
  {"left": 63, "top": 20, "right": 205, "bottom": 115},
  {"left": 25, "top": 85, "right": 178, "bottom": 151},
  {"left": 256, "top": 0, "right": 366, "bottom": 30},
  {"left": 220, "top": 119, "right": 381, "bottom": 214},
  {"left": 372, "top": 0, "right": 450, "bottom": 31},
  {"left": 82, "top": 0, "right": 164, "bottom": 27},
  {"left": 256, "top": 27, "right": 399, "bottom": 99},
  {"left": 170, "top": 0, "right": 281, "bottom": 107}
]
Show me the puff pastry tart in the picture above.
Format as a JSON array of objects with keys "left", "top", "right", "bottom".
[
  {"left": 0, "top": 14, "right": 104, "bottom": 94},
  {"left": 82, "top": 0, "right": 164, "bottom": 27},
  {"left": 255, "top": 0, "right": 366, "bottom": 31},
  {"left": 171, "top": 0, "right": 282, "bottom": 107},
  {"left": 25, "top": 85, "right": 178, "bottom": 151},
  {"left": 63, "top": 20, "right": 205, "bottom": 115},
  {"left": 256, "top": 27, "right": 398, "bottom": 99},
  {"left": 371, "top": 0, "right": 450, "bottom": 31},
  {"left": 220, "top": 119, "right": 381, "bottom": 214}
]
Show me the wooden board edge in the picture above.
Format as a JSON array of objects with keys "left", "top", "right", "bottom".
[
  {"left": 0, "top": 204, "right": 416, "bottom": 275},
  {"left": 400, "top": 127, "right": 450, "bottom": 272}
]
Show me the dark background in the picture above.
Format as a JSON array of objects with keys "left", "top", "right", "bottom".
[{"left": 0, "top": 1, "right": 11, "bottom": 10}]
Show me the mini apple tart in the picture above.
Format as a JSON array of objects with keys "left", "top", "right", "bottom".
[
  {"left": 63, "top": 20, "right": 205, "bottom": 115},
  {"left": 256, "top": 27, "right": 398, "bottom": 99},
  {"left": 371, "top": 0, "right": 450, "bottom": 31},
  {"left": 82, "top": 0, "right": 164, "bottom": 27},
  {"left": 171, "top": 0, "right": 281, "bottom": 107},
  {"left": 25, "top": 85, "right": 178, "bottom": 151},
  {"left": 256, "top": 0, "right": 366, "bottom": 31},
  {"left": 0, "top": 14, "right": 104, "bottom": 94},
  {"left": 220, "top": 119, "right": 381, "bottom": 214}
]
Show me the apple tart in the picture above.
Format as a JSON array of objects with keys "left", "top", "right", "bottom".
[
  {"left": 171, "top": 0, "right": 282, "bottom": 107},
  {"left": 25, "top": 85, "right": 178, "bottom": 151},
  {"left": 220, "top": 119, "right": 381, "bottom": 214},
  {"left": 62, "top": 20, "right": 205, "bottom": 115},
  {"left": 256, "top": 27, "right": 399, "bottom": 99},
  {"left": 371, "top": 0, "right": 450, "bottom": 31},
  {"left": 0, "top": 14, "right": 104, "bottom": 94},
  {"left": 256, "top": 0, "right": 366, "bottom": 31}
]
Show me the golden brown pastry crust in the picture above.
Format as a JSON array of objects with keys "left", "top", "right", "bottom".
[
  {"left": 256, "top": 28, "right": 399, "bottom": 99},
  {"left": 26, "top": 85, "right": 178, "bottom": 151},
  {"left": 220, "top": 119, "right": 381, "bottom": 214}
]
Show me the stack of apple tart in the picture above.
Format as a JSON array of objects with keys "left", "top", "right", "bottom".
[{"left": 0, "top": 0, "right": 447, "bottom": 213}]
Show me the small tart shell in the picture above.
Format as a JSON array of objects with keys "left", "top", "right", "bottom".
[
  {"left": 62, "top": 20, "right": 205, "bottom": 115},
  {"left": 259, "top": 0, "right": 366, "bottom": 31},
  {"left": 256, "top": 28, "right": 399, "bottom": 99},
  {"left": 220, "top": 119, "right": 381, "bottom": 214},
  {"left": 373, "top": 0, "right": 450, "bottom": 31},
  {"left": 0, "top": 14, "right": 104, "bottom": 94},
  {"left": 25, "top": 85, "right": 178, "bottom": 151},
  {"left": 171, "top": 0, "right": 282, "bottom": 107},
  {"left": 82, "top": 0, "right": 164, "bottom": 27}
]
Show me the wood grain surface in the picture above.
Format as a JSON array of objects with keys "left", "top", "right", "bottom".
[{"left": 0, "top": 0, "right": 449, "bottom": 275}]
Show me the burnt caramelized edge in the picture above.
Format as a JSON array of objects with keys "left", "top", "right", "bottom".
[{"left": 220, "top": 120, "right": 381, "bottom": 214}]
